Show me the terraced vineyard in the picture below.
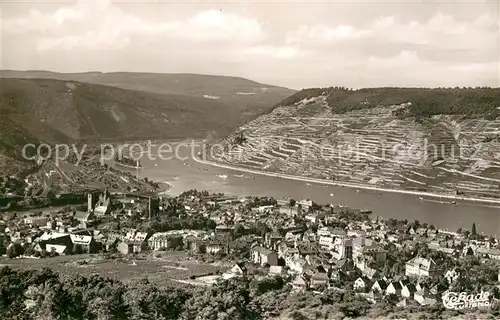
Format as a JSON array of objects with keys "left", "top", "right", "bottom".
[{"left": 208, "top": 92, "right": 500, "bottom": 199}]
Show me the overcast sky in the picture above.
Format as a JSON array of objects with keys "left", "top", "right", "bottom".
[{"left": 1, "top": 0, "right": 499, "bottom": 89}]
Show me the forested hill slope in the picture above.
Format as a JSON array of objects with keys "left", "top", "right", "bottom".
[
  {"left": 0, "top": 70, "right": 295, "bottom": 122},
  {"left": 210, "top": 87, "right": 500, "bottom": 199},
  {"left": 0, "top": 77, "right": 282, "bottom": 173},
  {"left": 275, "top": 87, "right": 500, "bottom": 119},
  {"left": 0, "top": 78, "right": 241, "bottom": 142}
]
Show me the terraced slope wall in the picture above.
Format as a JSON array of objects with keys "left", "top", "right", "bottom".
[{"left": 208, "top": 94, "right": 500, "bottom": 199}]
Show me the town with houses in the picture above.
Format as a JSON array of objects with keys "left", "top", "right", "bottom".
[{"left": 1, "top": 188, "right": 500, "bottom": 311}]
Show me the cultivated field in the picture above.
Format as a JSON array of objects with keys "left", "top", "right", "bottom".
[{"left": 0, "top": 252, "right": 228, "bottom": 287}]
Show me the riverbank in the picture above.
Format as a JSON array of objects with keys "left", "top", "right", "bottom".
[
  {"left": 156, "top": 181, "right": 172, "bottom": 196},
  {"left": 115, "top": 162, "right": 143, "bottom": 170},
  {"left": 193, "top": 156, "right": 500, "bottom": 205}
]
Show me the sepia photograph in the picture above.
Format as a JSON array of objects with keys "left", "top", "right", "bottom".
[{"left": 0, "top": 0, "right": 499, "bottom": 319}]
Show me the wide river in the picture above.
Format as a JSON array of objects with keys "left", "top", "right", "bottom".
[{"left": 123, "top": 142, "right": 500, "bottom": 236}]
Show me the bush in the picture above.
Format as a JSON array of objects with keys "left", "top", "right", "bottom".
[{"left": 6, "top": 243, "right": 24, "bottom": 259}]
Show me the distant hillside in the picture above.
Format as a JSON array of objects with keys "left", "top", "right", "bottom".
[
  {"left": 0, "top": 77, "right": 292, "bottom": 174},
  {"left": 0, "top": 70, "right": 295, "bottom": 121},
  {"left": 0, "top": 120, "right": 44, "bottom": 175},
  {"left": 276, "top": 87, "right": 500, "bottom": 119},
  {"left": 209, "top": 87, "right": 500, "bottom": 200},
  {"left": 1, "top": 78, "right": 240, "bottom": 140}
]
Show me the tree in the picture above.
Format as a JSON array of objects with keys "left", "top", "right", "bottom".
[
  {"left": 277, "top": 258, "right": 286, "bottom": 267},
  {"left": 233, "top": 224, "right": 245, "bottom": 238},
  {"left": 252, "top": 222, "right": 269, "bottom": 237},
  {"left": 289, "top": 199, "right": 296, "bottom": 207},
  {"left": 233, "top": 132, "right": 247, "bottom": 145},
  {"left": 471, "top": 223, "right": 477, "bottom": 238},
  {"left": 49, "top": 247, "right": 58, "bottom": 257},
  {"left": 288, "top": 311, "right": 308, "bottom": 320},
  {"left": 73, "top": 245, "right": 83, "bottom": 255},
  {"left": 180, "top": 278, "right": 262, "bottom": 320},
  {"left": 338, "top": 298, "right": 371, "bottom": 318},
  {"left": 251, "top": 276, "right": 284, "bottom": 295},
  {"left": 6, "top": 243, "right": 24, "bottom": 259},
  {"left": 24, "top": 246, "right": 36, "bottom": 257}
]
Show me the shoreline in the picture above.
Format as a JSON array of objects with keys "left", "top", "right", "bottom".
[
  {"left": 193, "top": 156, "right": 500, "bottom": 205},
  {"left": 115, "top": 162, "right": 143, "bottom": 170},
  {"left": 156, "top": 181, "right": 173, "bottom": 196}
]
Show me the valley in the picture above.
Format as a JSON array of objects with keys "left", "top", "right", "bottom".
[
  {"left": 0, "top": 70, "right": 295, "bottom": 127},
  {"left": 0, "top": 74, "right": 294, "bottom": 175}
]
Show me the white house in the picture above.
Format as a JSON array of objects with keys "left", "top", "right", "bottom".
[
  {"left": 386, "top": 282, "right": 403, "bottom": 296},
  {"left": 401, "top": 284, "right": 417, "bottom": 299},
  {"left": 444, "top": 268, "right": 460, "bottom": 284},
  {"left": 252, "top": 247, "right": 278, "bottom": 266},
  {"left": 354, "top": 277, "right": 372, "bottom": 291},
  {"left": 405, "top": 257, "right": 439, "bottom": 278}
]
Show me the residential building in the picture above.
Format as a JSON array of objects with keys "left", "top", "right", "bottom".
[
  {"left": 331, "top": 239, "right": 352, "bottom": 260},
  {"left": 252, "top": 246, "right": 278, "bottom": 266},
  {"left": 257, "top": 205, "right": 274, "bottom": 213},
  {"left": 318, "top": 234, "right": 334, "bottom": 250},
  {"left": 34, "top": 232, "right": 72, "bottom": 253},
  {"left": 279, "top": 205, "right": 297, "bottom": 216},
  {"left": 292, "top": 275, "right": 308, "bottom": 290},
  {"left": 298, "top": 199, "right": 313, "bottom": 212},
  {"left": 269, "top": 265, "right": 284, "bottom": 275},
  {"left": 444, "top": 268, "right": 460, "bottom": 284},
  {"left": 353, "top": 237, "right": 387, "bottom": 261},
  {"left": 73, "top": 211, "right": 95, "bottom": 228},
  {"left": 148, "top": 235, "right": 170, "bottom": 251},
  {"left": 46, "top": 244, "right": 70, "bottom": 255},
  {"left": 23, "top": 216, "right": 48, "bottom": 228},
  {"left": 265, "top": 231, "right": 283, "bottom": 250},
  {"left": 134, "top": 231, "right": 150, "bottom": 247},
  {"left": 305, "top": 214, "right": 318, "bottom": 224},
  {"left": 222, "top": 263, "right": 247, "bottom": 279},
  {"left": 117, "top": 241, "right": 134, "bottom": 255},
  {"left": 70, "top": 234, "right": 96, "bottom": 253},
  {"left": 362, "top": 267, "right": 380, "bottom": 280},
  {"left": 414, "top": 289, "right": 427, "bottom": 304},
  {"left": 405, "top": 257, "right": 439, "bottom": 278},
  {"left": 105, "top": 237, "right": 119, "bottom": 252},
  {"left": 206, "top": 243, "right": 227, "bottom": 254},
  {"left": 372, "top": 280, "right": 388, "bottom": 293},
  {"left": 310, "top": 272, "right": 329, "bottom": 288},
  {"left": 386, "top": 282, "right": 403, "bottom": 296},
  {"left": 401, "top": 284, "right": 417, "bottom": 298},
  {"left": 476, "top": 247, "right": 500, "bottom": 260},
  {"left": 354, "top": 276, "right": 373, "bottom": 291}
]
